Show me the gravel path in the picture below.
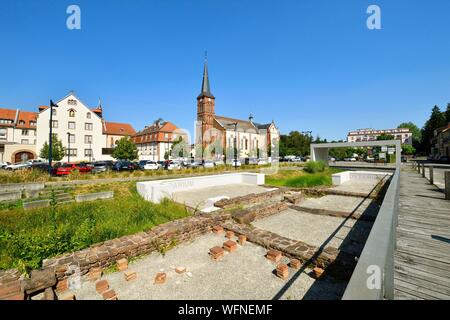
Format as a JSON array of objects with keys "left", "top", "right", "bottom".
[{"left": 68, "top": 233, "right": 347, "bottom": 300}]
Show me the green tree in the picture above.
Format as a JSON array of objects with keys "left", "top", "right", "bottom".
[
  {"left": 398, "top": 122, "right": 422, "bottom": 150},
  {"left": 402, "top": 144, "right": 416, "bottom": 155},
  {"left": 279, "top": 131, "right": 311, "bottom": 157},
  {"left": 112, "top": 136, "right": 138, "bottom": 161},
  {"left": 445, "top": 103, "right": 450, "bottom": 123},
  {"left": 39, "top": 135, "right": 65, "bottom": 161},
  {"left": 170, "top": 136, "right": 190, "bottom": 158},
  {"left": 421, "top": 105, "right": 446, "bottom": 154}
]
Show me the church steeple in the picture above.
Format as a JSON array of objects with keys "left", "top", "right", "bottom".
[{"left": 198, "top": 53, "right": 214, "bottom": 99}]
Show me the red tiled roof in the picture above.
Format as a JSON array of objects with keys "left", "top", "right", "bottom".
[
  {"left": 16, "top": 111, "right": 37, "bottom": 129},
  {"left": 0, "top": 108, "right": 18, "bottom": 126},
  {"left": 103, "top": 121, "right": 136, "bottom": 136}
]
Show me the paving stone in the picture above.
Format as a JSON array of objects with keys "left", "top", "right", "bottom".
[
  {"left": 102, "top": 289, "right": 118, "bottom": 300},
  {"left": 95, "top": 280, "right": 109, "bottom": 294}
]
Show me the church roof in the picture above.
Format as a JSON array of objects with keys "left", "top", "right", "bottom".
[
  {"left": 197, "top": 60, "right": 214, "bottom": 99},
  {"left": 215, "top": 115, "right": 258, "bottom": 132}
]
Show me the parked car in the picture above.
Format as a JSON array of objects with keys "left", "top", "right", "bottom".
[
  {"left": 437, "top": 155, "right": 450, "bottom": 164},
  {"left": 203, "top": 161, "right": 215, "bottom": 168},
  {"left": 167, "top": 161, "right": 181, "bottom": 170},
  {"left": 0, "top": 161, "right": 11, "bottom": 169},
  {"left": 92, "top": 161, "right": 113, "bottom": 174},
  {"left": 257, "top": 159, "right": 267, "bottom": 165},
  {"left": 5, "top": 162, "right": 31, "bottom": 171},
  {"left": 231, "top": 159, "right": 242, "bottom": 167},
  {"left": 365, "top": 156, "right": 375, "bottom": 163},
  {"left": 186, "top": 161, "right": 201, "bottom": 168},
  {"left": 56, "top": 162, "right": 92, "bottom": 176},
  {"left": 143, "top": 161, "right": 159, "bottom": 170},
  {"left": 112, "top": 161, "right": 135, "bottom": 172},
  {"left": 138, "top": 160, "right": 149, "bottom": 170},
  {"left": 30, "top": 162, "right": 52, "bottom": 172},
  {"left": 214, "top": 160, "right": 224, "bottom": 166}
]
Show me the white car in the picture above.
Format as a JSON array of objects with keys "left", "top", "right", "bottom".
[
  {"left": 203, "top": 161, "right": 215, "bottom": 168},
  {"left": 257, "top": 159, "right": 267, "bottom": 165},
  {"left": 143, "top": 161, "right": 159, "bottom": 170},
  {"left": 0, "top": 161, "right": 11, "bottom": 169},
  {"left": 231, "top": 159, "right": 242, "bottom": 167},
  {"left": 5, "top": 162, "right": 31, "bottom": 171},
  {"left": 167, "top": 161, "right": 181, "bottom": 170}
]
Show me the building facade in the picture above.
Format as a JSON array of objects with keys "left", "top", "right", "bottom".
[
  {"left": 0, "top": 108, "right": 37, "bottom": 163},
  {"left": 431, "top": 123, "right": 450, "bottom": 158},
  {"left": 35, "top": 92, "right": 135, "bottom": 163},
  {"left": 347, "top": 128, "right": 412, "bottom": 145},
  {"left": 195, "top": 60, "right": 280, "bottom": 160},
  {"left": 132, "top": 120, "right": 187, "bottom": 161}
]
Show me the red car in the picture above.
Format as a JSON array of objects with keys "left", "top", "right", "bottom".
[{"left": 56, "top": 162, "right": 92, "bottom": 176}]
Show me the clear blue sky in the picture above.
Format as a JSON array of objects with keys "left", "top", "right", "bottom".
[{"left": 1, "top": 0, "right": 450, "bottom": 141}]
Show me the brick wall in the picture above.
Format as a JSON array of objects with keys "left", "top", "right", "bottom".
[
  {"left": 0, "top": 211, "right": 231, "bottom": 300},
  {"left": 214, "top": 189, "right": 283, "bottom": 209}
]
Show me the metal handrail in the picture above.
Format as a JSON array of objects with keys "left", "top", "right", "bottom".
[{"left": 342, "top": 169, "right": 400, "bottom": 300}]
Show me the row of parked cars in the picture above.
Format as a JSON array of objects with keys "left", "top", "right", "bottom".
[{"left": 0, "top": 158, "right": 267, "bottom": 176}]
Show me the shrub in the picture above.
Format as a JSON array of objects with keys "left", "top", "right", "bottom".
[{"left": 304, "top": 160, "right": 327, "bottom": 173}]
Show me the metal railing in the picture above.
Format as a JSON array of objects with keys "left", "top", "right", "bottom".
[{"left": 342, "top": 169, "right": 400, "bottom": 300}]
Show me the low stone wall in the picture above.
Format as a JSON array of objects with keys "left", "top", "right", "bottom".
[
  {"left": 43, "top": 211, "right": 231, "bottom": 281},
  {"left": 0, "top": 211, "right": 231, "bottom": 300},
  {"left": 0, "top": 182, "right": 44, "bottom": 193},
  {"left": 75, "top": 191, "right": 114, "bottom": 203},
  {"left": 214, "top": 189, "right": 282, "bottom": 209},
  {"left": 230, "top": 202, "right": 288, "bottom": 224},
  {"left": 0, "top": 191, "right": 22, "bottom": 202}
]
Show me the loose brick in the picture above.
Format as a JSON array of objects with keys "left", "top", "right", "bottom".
[
  {"left": 276, "top": 264, "right": 289, "bottom": 280},
  {"left": 116, "top": 258, "right": 128, "bottom": 271},
  {"left": 313, "top": 267, "right": 324, "bottom": 279},
  {"left": 238, "top": 235, "right": 247, "bottom": 245},
  {"left": 124, "top": 270, "right": 137, "bottom": 282},
  {"left": 102, "top": 289, "right": 118, "bottom": 300},
  {"left": 88, "top": 267, "right": 103, "bottom": 282},
  {"left": 175, "top": 267, "right": 186, "bottom": 274},
  {"left": 266, "top": 250, "right": 282, "bottom": 263},
  {"left": 223, "top": 240, "right": 238, "bottom": 252},
  {"left": 212, "top": 226, "right": 224, "bottom": 234},
  {"left": 225, "top": 230, "right": 235, "bottom": 239},
  {"left": 209, "top": 246, "right": 224, "bottom": 260},
  {"left": 61, "top": 294, "right": 76, "bottom": 300},
  {"left": 154, "top": 273, "right": 166, "bottom": 284},
  {"left": 289, "top": 259, "right": 301, "bottom": 270},
  {"left": 95, "top": 280, "right": 109, "bottom": 294}
]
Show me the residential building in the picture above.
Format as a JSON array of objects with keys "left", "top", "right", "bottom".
[
  {"left": 36, "top": 92, "right": 135, "bottom": 162},
  {"left": 0, "top": 108, "right": 37, "bottom": 163},
  {"left": 195, "top": 59, "right": 280, "bottom": 160},
  {"left": 347, "top": 128, "right": 412, "bottom": 144},
  {"left": 431, "top": 123, "right": 450, "bottom": 158},
  {"left": 132, "top": 120, "right": 186, "bottom": 161}
]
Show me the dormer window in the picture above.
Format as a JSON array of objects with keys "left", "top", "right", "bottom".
[
  {"left": 30, "top": 121, "right": 36, "bottom": 126},
  {"left": 69, "top": 109, "right": 75, "bottom": 117},
  {"left": 19, "top": 120, "right": 25, "bottom": 125}
]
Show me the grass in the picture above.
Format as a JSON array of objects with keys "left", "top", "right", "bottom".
[
  {"left": 265, "top": 168, "right": 341, "bottom": 188},
  {"left": 0, "top": 181, "right": 190, "bottom": 273},
  {"left": 0, "top": 163, "right": 272, "bottom": 184}
]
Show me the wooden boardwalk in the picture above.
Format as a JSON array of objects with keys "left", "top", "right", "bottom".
[{"left": 394, "top": 167, "right": 450, "bottom": 300}]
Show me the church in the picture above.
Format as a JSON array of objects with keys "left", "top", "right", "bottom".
[{"left": 195, "top": 59, "right": 279, "bottom": 161}]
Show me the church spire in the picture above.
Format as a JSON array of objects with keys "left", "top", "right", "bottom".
[{"left": 198, "top": 52, "right": 214, "bottom": 99}]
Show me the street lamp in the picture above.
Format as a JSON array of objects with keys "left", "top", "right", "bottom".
[
  {"left": 48, "top": 100, "right": 57, "bottom": 175},
  {"left": 67, "top": 132, "right": 71, "bottom": 163}
]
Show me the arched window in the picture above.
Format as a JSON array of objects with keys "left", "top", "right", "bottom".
[
  {"left": 52, "top": 109, "right": 57, "bottom": 116},
  {"left": 87, "top": 112, "right": 91, "bottom": 119},
  {"left": 69, "top": 109, "right": 75, "bottom": 117}
]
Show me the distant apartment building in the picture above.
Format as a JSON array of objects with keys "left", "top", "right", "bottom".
[
  {"left": 132, "top": 120, "right": 187, "bottom": 161},
  {"left": 0, "top": 108, "right": 38, "bottom": 163},
  {"left": 347, "top": 128, "right": 412, "bottom": 145},
  {"left": 35, "top": 92, "right": 135, "bottom": 162},
  {"left": 431, "top": 123, "right": 450, "bottom": 157}
]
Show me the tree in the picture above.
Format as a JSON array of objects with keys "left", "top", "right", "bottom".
[
  {"left": 402, "top": 144, "right": 416, "bottom": 155},
  {"left": 39, "top": 135, "right": 65, "bottom": 161},
  {"left": 445, "top": 103, "right": 450, "bottom": 123},
  {"left": 398, "top": 122, "right": 422, "bottom": 150},
  {"left": 279, "top": 131, "right": 311, "bottom": 157},
  {"left": 112, "top": 136, "right": 138, "bottom": 161},
  {"left": 420, "top": 105, "right": 446, "bottom": 154},
  {"left": 170, "top": 136, "right": 190, "bottom": 158}
]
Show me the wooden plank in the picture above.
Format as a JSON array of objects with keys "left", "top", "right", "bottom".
[
  {"left": 394, "top": 278, "right": 441, "bottom": 300},
  {"left": 395, "top": 263, "right": 450, "bottom": 291},
  {"left": 397, "top": 225, "right": 448, "bottom": 238},
  {"left": 397, "top": 237, "right": 450, "bottom": 254},
  {"left": 398, "top": 214, "right": 450, "bottom": 227},
  {"left": 394, "top": 288, "right": 423, "bottom": 300},
  {"left": 395, "top": 254, "right": 450, "bottom": 279}
]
